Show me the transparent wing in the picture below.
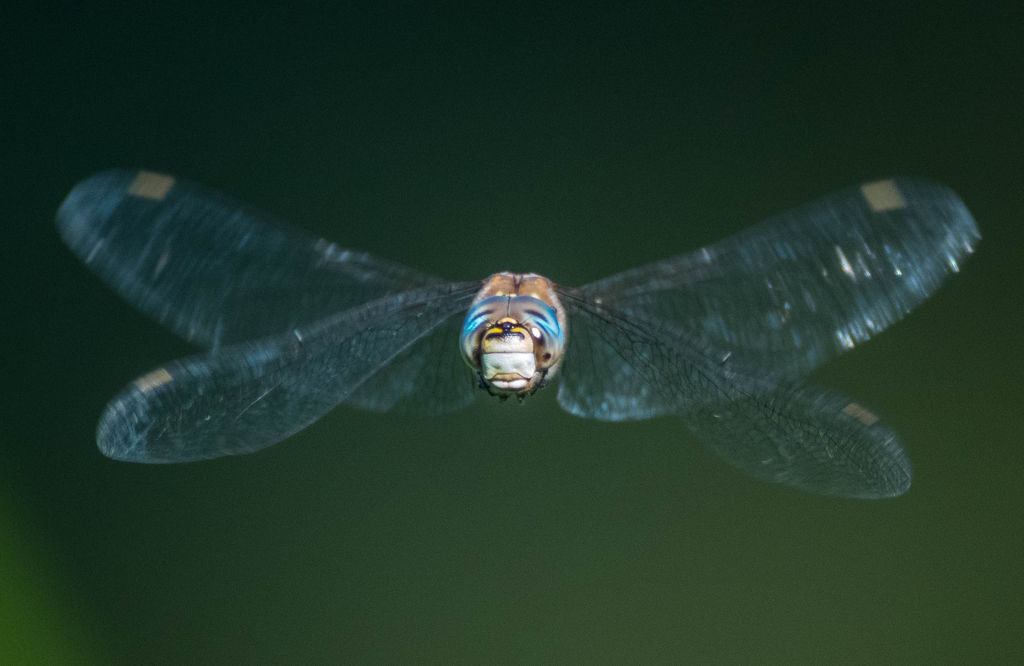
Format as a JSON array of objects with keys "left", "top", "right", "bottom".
[
  {"left": 680, "top": 384, "right": 910, "bottom": 499},
  {"left": 555, "top": 292, "right": 720, "bottom": 421},
  {"left": 575, "top": 178, "right": 979, "bottom": 377},
  {"left": 56, "top": 169, "right": 478, "bottom": 417},
  {"left": 556, "top": 297, "right": 910, "bottom": 498},
  {"left": 56, "top": 169, "right": 441, "bottom": 348},
  {"left": 98, "top": 283, "right": 479, "bottom": 463},
  {"left": 342, "top": 314, "right": 478, "bottom": 414}
]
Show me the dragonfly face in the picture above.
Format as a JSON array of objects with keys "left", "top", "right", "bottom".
[
  {"left": 56, "top": 169, "right": 980, "bottom": 498},
  {"left": 460, "top": 272, "right": 568, "bottom": 396}
]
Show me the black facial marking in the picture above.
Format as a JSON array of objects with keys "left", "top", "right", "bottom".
[{"left": 485, "top": 321, "right": 525, "bottom": 342}]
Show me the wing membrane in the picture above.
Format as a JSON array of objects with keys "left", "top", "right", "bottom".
[
  {"left": 681, "top": 384, "right": 910, "bottom": 499},
  {"left": 557, "top": 297, "right": 910, "bottom": 497},
  {"left": 556, "top": 292, "right": 727, "bottom": 420},
  {"left": 342, "top": 314, "right": 478, "bottom": 414},
  {"left": 57, "top": 169, "right": 440, "bottom": 348},
  {"left": 98, "top": 283, "right": 478, "bottom": 463},
  {"left": 576, "top": 178, "right": 979, "bottom": 376}
]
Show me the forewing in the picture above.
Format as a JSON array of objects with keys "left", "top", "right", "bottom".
[
  {"left": 577, "top": 178, "right": 979, "bottom": 376},
  {"left": 98, "top": 283, "right": 478, "bottom": 463},
  {"left": 56, "top": 169, "right": 440, "bottom": 348}
]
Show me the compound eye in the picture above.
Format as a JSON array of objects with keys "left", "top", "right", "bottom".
[{"left": 530, "top": 326, "right": 555, "bottom": 362}]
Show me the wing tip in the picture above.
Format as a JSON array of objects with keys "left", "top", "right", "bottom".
[{"left": 56, "top": 169, "right": 134, "bottom": 241}]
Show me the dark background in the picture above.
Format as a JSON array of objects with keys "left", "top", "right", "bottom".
[{"left": 4, "top": 4, "right": 1022, "bottom": 662}]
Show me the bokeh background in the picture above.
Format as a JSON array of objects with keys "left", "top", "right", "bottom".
[{"left": 4, "top": 4, "right": 1022, "bottom": 662}]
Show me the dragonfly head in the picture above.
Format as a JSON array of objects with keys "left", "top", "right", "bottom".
[{"left": 461, "top": 273, "right": 568, "bottom": 397}]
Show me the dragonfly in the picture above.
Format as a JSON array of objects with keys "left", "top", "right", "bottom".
[{"left": 57, "top": 169, "right": 979, "bottom": 498}]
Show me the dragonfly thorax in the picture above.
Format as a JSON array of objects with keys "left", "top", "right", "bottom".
[{"left": 460, "top": 272, "right": 568, "bottom": 397}]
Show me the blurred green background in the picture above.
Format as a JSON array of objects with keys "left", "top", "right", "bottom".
[{"left": 4, "top": 4, "right": 1022, "bottom": 663}]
